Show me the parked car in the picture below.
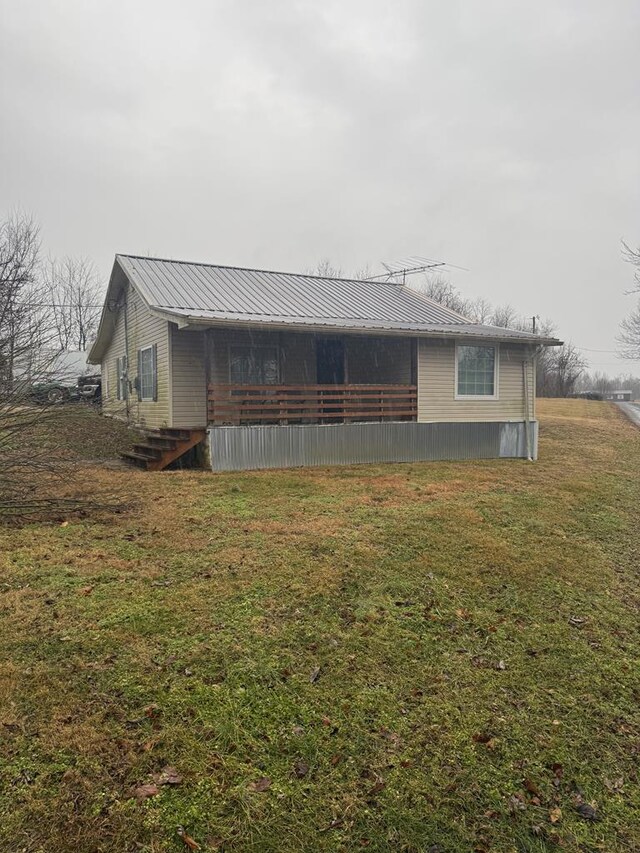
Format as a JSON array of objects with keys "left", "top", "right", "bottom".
[
  {"left": 28, "top": 381, "right": 74, "bottom": 404},
  {"left": 77, "top": 373, "right": 102, "bottom": 402},
  {"left": 28, "top": 372, "right": 101, "bottom": 405}
]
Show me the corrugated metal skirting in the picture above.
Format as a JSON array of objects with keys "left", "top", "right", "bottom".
[{"left": 208, "top": 420, "right": 538, "bottom": 471}]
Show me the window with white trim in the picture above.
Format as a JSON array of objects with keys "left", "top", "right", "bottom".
[
  {"left": 229, "top": 345, "right": 279, "bottom": 385},
  {"left": 116, "top": 356, "right": 128, "bottom": 401},
  {"left": 456, "top": 344, "right": 498, "bottom": 398},
  {"left": 137, "top": 345, "right": 157, "bottom": 401}
]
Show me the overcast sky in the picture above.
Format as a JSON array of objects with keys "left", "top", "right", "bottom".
[{"left": 1, "top": 0, "right": 639, "bottom": 372}]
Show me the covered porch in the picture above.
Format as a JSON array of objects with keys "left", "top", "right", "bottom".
[{"left": 204, "top": 327, "right": 417, "bottom": 426}]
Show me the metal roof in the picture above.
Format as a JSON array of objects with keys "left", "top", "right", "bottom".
[
  {"left": 117, "top": 254, "right": 472, "bottom": 327},
  {"left": 88, "top": 254, "right": 562, "bottom": 362}
]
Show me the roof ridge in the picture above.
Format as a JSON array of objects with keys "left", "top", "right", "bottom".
[{"left": 116, "top": 253, "right": 406, "bottom": 289}]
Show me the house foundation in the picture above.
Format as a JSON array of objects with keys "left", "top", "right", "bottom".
[{"left": 208, "top": 420, "right": 538, "bottom": 471}]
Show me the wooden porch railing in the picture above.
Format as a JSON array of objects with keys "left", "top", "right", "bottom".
[{"left": 207, "top": 384, "right": 417, "bottom": 425}]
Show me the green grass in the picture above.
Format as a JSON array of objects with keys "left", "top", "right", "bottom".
[{"left": 1, "top": 399, "right": 639, "bottom": 851}]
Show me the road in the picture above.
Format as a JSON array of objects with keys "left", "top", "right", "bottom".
[{"left": 617, "top": 401, "right": 640, "bottom": 427}]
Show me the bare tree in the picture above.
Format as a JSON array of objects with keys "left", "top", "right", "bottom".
[
  {"left": 465, "top": 296, "right": 493, "bottom": 324},
  {"left": 489, "top": 304, "right": 521, "bottom": 329},
  {"left": 0, "top": 212, "right": 44, "bottom": 387},
  {"left": 617, "top": 240, "right": 640, "bottom": 358},
  {"left": 0, "top": 212, "right": 58, "bottom": 503},
  {"left": 622, "top": 241, "right": 640, "bottom": 291},
  {"left": 410, "top": 274, "right": 474, "bottom": 317},
  {"left": 618, "top": 301, "right": 640, "bottom": 360},
  {"left": 43, "top": 256, "right": 103, "bottom": 351},
  {"left": 353, "top": 263, "right": 374, "bottom": 281},
  {"left": 307, "top": 259, "right": 343, "bottom": 278},
  {"left": 537, "top": 343, "right": 587, "bottom": 397}
]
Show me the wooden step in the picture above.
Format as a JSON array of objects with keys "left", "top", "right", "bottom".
[
  {"left": 121, "top": 427, "right": 207, "bottom": 472},
  {"left": 142, "top": 434, "right": 178, "bottom": 450},
  {"left": 120, "top": 451, "right": 154, "bottom": 469},
  {"left": 158, "top": 427, "right": 194, "bottom": 441},
  {"left": 133, "top": 443, "right": 163, "bottom": 459}
]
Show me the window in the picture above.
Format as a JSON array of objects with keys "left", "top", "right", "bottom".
[
  {"left": 137, "top": 345, "right": 157, "bottom": 401},
  {"left": 456, "top": 344, "right": 498, "bottom": 398},
  {"left": 229, "top": 345, "right": 279, "bottom": 385},
  {"left": 116, "top": 355, "right": 128, "bottom": 401}
]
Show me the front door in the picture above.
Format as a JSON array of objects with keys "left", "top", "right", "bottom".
[{"left": 316, "top": 338, "right": 345, "bottom": 385}]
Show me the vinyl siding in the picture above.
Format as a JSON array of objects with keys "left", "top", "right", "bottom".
[
  {"left": 170, "top": 325, "right": 207, "bottom": 427},
  {"left": 100, "top": 283, "right": 170, "bottom": 428},
  {"left": 417, "top": 339, "right": 535, "bottom": 422}
]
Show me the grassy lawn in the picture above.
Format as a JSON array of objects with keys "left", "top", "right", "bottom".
[{"left": 1, "top": 399, "right": 639, "bottom": 852}]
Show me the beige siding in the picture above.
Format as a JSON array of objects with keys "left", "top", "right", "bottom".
[
  {"left": 101, "top": 296, "right": 128, "bottom": 422},
  {"left": 100, "top": 283, "right": 170, "bottom": 429},
  {"left": 170, "top": 326, "right": 207, "bottom": 427},
  {"left": 417, "top": 339, "right": 535, "bottom": 422}
]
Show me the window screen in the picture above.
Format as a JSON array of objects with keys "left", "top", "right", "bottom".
[
  {"left": 229, "top": 346, "right": 279, "bottom": 385},
  {"left": 457, "top": 345, "right": 496, "bottom": 397}
]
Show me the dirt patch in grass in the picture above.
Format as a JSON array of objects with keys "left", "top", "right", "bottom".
[{"left": 1, "top": 399, "right": 640, "bottom": 852}]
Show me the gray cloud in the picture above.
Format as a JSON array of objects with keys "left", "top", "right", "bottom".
[{"left": 1, "top": 0, "right": 639, "bottom": 370}]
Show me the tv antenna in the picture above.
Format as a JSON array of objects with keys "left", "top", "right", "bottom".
[{"left": 365, "top": 255, "right": 468, "bottom": 285}]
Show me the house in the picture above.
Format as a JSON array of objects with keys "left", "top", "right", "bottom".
[
  {"left": 88, "top": 255, "right": 562, "bottom": 471},
  {"left": 604, "top": 390, "right": 633, "bottom": 402}
]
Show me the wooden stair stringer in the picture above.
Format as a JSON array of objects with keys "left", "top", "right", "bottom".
[{"left": 121, "top": 428, "right": 207, "bottom": 471}]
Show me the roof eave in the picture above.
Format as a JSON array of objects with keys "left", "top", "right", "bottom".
[
  {"left": 87, "top": 258, "right": 132, "bottom": 363},
  {"left": 151, "top": 309, "right": 562, "bottom": 347}
]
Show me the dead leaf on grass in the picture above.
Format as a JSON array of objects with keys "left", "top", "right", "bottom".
[
  {"left": 523, "top": 778, "right": 542, "bottom": 799},
  {"left": 574, "top": 801, "right": 600, "bottom": 821},
  {"left": 549, "top": 806, "right": 562, "bottom": 824},
  {"left": 153, "top": 765, "right": 182, "bottom": 786},
  {"left": 494, "top": 660, "right": 506, "bottom": 671},
  {"left": 367, "top": 774, "right": 385, "bottom": 796},
  {"left": 472, "top": 732, "right": 494, "bottom": 744},
  {"left": 508, "top": 794, "right": 526, "bottom": 813},
  {"left": 78, "top": 586, "right": 94, "bottom": 595},
  {"left": 248, "top": 776, "right": 272, "bottom": 792},
  {"left": 310, "top": 666, "right": 321, "bottom": 683},
  {"left": 604, "top": 776, "right": 624, "bottom": 793},
  {"left": 379, "top": 727, "right": 402, "bottom": 746},
  {"left": 293, "top": 759, "right": 309, "bottom": 778},
  {"left": 134, "top": 783, "right": 159, "bottom": 801},
  {"left": 177, "top": 826, "right": 201, "bottom": 850}
]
